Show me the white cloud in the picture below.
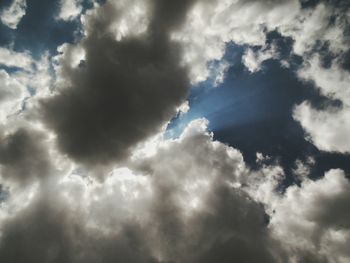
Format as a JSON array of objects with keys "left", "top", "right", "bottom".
[
  {"left": 268, "top": 169, "right": 350, "bottom": 262},
  {"left": 292, "top": 157, "right": 315, "bottom": 180},
  {"left": 176, "top": 100, "right": 190, "bottom": 115},
  {"left": 0, "top": 0, "right": 26, "bottom": 29},
  {"left": 172, "top": 0, "right": 300, "bottom": 83},
  {"left": 170, "top": 0, "right": 350, "bottom": 156},
  {"left": 280, "top": 3, "right": 348, "bottom": 56},
  {"left": 294, "top": 56, "right": 350, "bottom": 153},
  {"left": 294, "top": 102, "right": 350, "bottom": 153},
  {"left": 0, "top": 49, "right": 52, "bottom": 126},
  {"left": 242, "top": 45, "right": 278, "bottom": 73},
  {"left": 298, "top": 56, "right": 350, "bottom": 105},
  {"left": 0, "top": 47, "right": 32, "bottom": 69},
  {"left": 172, "top": 1, "right": 348, "bottom": 84},
  {"left": 56, "top": 0, "right": 83, "bottom": 21},
  {"left": 81, "top": 0, "right": 151, "bottom": 41},
  {"left": 0, "top": 70, "right": 28, "bottom": 124}
]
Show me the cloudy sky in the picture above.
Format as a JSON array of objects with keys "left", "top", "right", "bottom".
[{"left": 0, "top": 0, "right": 349, "bottom": 262}]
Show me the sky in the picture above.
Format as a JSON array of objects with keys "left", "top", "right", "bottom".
[{"left": 0, "top": 0, "right": 349, "bottom": 262}]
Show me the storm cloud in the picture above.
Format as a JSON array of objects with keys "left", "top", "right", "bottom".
[{"left": 41, "top": 0, "right": 197, "bottom": 166}]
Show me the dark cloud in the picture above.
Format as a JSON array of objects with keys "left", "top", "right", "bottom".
[
  {"left": 0, "top": 128, "right": 52, "bottom": 184},
  {"left": 187, "top": 185, "right": 278, "bottom": 263},
  {"left": 41, "top": 0, "right": 197, "bottom": 166}
]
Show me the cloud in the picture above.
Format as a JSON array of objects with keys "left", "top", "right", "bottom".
[
  {"left": 172, "top": 1, "right": 348, "bottom": 83},
  {"left": 56, "top": 0, "right": 83, "bottom": 21},
  {"left": 280, "top": 3, "right": 349, "bottom": 56},
  {"left": 0, "top": 70, "right": 28, "bottom": 124},
  {"left": 0, "top": 119, "right": 282, "bottom": 262},
  {"left": 172, "top": 0, "right": 300, "bottom": 83},
  {"left": 267, "top": 169, "right": 350, "bottom": 263},
  {"left": 0, "top": 1, "right": 349, "bottom": 262},
  {"left": 294, "top": 56, "right": 350, "bottom": 153},
  {"left": 0, "top": 0, "right": 26, "bottom": 29},
  {"left": 0, "top": 47, "right": 32, "bottom": 69},
  {"left": 0, "top": 50, "right": 52, "bottom": 126},
  {"left": 242, "top": 45, "right": 279, "bottom": 73},
  {"left": 170, "top": 0, "right": 349, "bottom": 152},
  {"left": 41, "top": 0, "right": 197, "bottom": 166},
  {"left": 0, "top": 127, "right": 56, "bottom": 186},
  {"left": 0, "top": 47, "right": 52, "bottom": 95},
  {"left": 0, "top": 117, "right": 350, "bottom": 262}
]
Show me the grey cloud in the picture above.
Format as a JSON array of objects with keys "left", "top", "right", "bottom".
[
  {"left": 128, "top": 120, "right": 282, "bottom": 262},
  {"left": 41, "top": 0, "right": 197, "bottom": 166},
  {"left": 0, "top": 120, "right": 284, "bottom": 263},
  {"left": 2, "top": 119, "right": 349, "bottom": 263},
  {"left": 187, "top": 184, "right": 277, "bottom": 263},
  {"left": 266, "top": 169, "right": 350, "bottom": 263},
  {"left": 0, "top": 128, "right": 53, "bottom": 185},
  {"left": 0, "top": 188, "right": 157, "bottom": 263},
  {"left": 0, "top": 0, "right": 349, "bottom": 262}
]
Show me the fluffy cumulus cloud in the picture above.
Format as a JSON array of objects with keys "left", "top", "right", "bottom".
[
  {"left": 0, "top": 0, "right": 349, "bottom": 262},
  {"left": 1, "top": 118, "right": 349, "bottom": 262},
  {"left": 57, "top": 0, "right": 83, "bottom": 21},
  {"left": 172, "top": 0, "right": 348, "bottom": 81},
  {"left": 289, "top": 2, "right": 349, "bottom": 154},
  {"left": 294, "top": 55, "right": 350, "bottom": 153},
  {"left": 0, "top": 47, "right": 32, "bottom": 69},
  {"left": 0, "top": 118, "right": 279, "bottom": 262},
  {"left": 294, "top": 56, "right": 350, "bottom": 153},
  {"left": 172, "top": 0, "right": 300, "bottom": 82},
  {"left": 268, "top": 169, "right": 350, "bottom": 263},
  {"left": 0, "top": 119, "right": 258, "bottom": 262},
  {"left": 0, "top": 0, "right": 26, "bottom": 29},
  {"left": 171, "top": 0, "right": 349, "bottom": 153},
  {"left": 0, "top": 47, "right": 52, "bottom": 126},
  {"left": 242, "top": 45, "right": 279, "bottom": 73}
]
